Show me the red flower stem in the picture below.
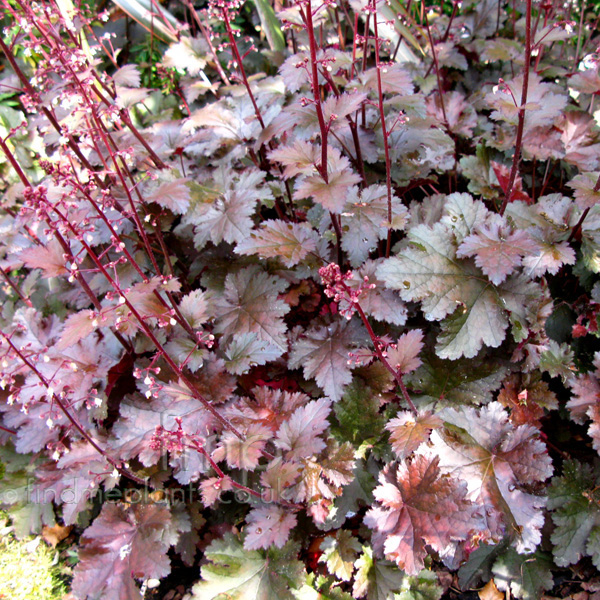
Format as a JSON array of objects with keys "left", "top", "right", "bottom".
[
  {"left": 86, "top": 148, "right": 199, "bottom": 338},
  {"left": 300, "top": 2, "right": 346, "bottom": 261},
  {"left": 48, "top": 202, "right": 246, "bottom": 440},
  {"left": 0, "top": 424, "right": 16, "bottom": 435},
  {"left": 332, "top": 6, "right": 345, "bottom": 49},
  {"left": 58, "top": 238, "right": 136, "bottom": 352},
  {"left": 0, "top": 135, "right": 29, "bottom": 189},
  {"left": 568, "top": 173, "right": 600, "bottom": 242},
  {"left": 578, "top": 14, "right": 600, "bottom": 65},
  {"left": 341, "top": 282, "right": 418, "bottom": 414},
  {"left": 25, "top": 1, "right": 167, "bottom": 171},
  {"left": 441, "top": 0, "right": 459, "bottom": 42},
  {"left": 391, "top": 0, "right": 414, "bottom": 63},
  {"left": 0, "top": 136, "right": 133, "bottom": 354},
  {"left": 0, "top": 331, "right": 146, "bottom": 486},
  {"left": 188, "top": 438, "right": 298, "bottom": 507},
  {"left": 85, "top": 111, "right": 164, "bottom": 278},
  {"left": 424, "top": 15, "right": 448, "bottom": 128},
  {"left": 370, "top": 0, "right": 394, "bottom": 258},
  {"left": 85, "top": 27, "right": 119, "bottom": 69},
  {"left": 147, "top": 0, "right": 179, "bottom": 38},
  {"left": 350, "top": 12, "right": 360, "bottom": 80},
  {"left": 75, "top": 120, "right": 181, "bottom": 307},
  {"left": 360, "top": 11, "right": 371, "bottom": 128},
  {"left": 0, "top": 37, "right": 107, "bottom": 191},
  {"left": 221, "top": 8, "right": 265, "bottom": 130},
  {"left": 188, "top": 439, "right": 262, "bottom": 500},
  {"left": 180, "top": 2, "right": 294, "bottom": 216},
  {"left": 320, "top": 69, "right": 366, "bottom": 184},
  {"left": 118, "top": 109, "right": 168, "bottom": 170},
  {"left": 9, "top": 2, "right": 166, "bottom": 174},
  {"left": 2, "top": 207, "right": 43, "bottom": 248},
  {"left": 65, "top": 168, "right": 149, "bottom": 283},
  {"left": 397, "top": 377, "right": 417, "bottom": 414},
  {"left": 65, "top": 166, "right": 195, "bottom": 340},
  {"left": 183, "top": 0, "right": 231, "bottom": 86},
  {"left": 0, "top": 267, "right": 32, "bottom": 307},
  {"left": 361, "top": 12, "right": 371, "bottom": 73},
  {"left": 301, "top": 1, "right": 329, "bottom": 181},
  {"left": 500, "top": 0, "right": 532, "bottom": 215},
  {"left": 79, "top": 117, "right": 200, "bottom": 328},
  {"left": 329, "top": 212, "right": 344, "bottom": 266}
]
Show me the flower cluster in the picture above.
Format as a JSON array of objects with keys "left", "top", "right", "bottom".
[{"left": 319, "top": 263, "right": 376, "bottom": 319}]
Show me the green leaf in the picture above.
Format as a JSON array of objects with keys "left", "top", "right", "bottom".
[
  {"left": 405, "top": 352, "right": 507, "bottom": 407},
  {"left": 319, "top": 530, "right": 361, "bottom": 582},
  {"left": 491, "top": 549, "right": 553, "bottom": 600},
  {"left": 539, "top": 340, "right": 575, "bottom": 381},
  {"left": 394, "top": 569, "right": 442, "bottom": 600},
  {"left": 587, "top": 528, "right": 600, "bottom": 570},
  {"left": 293, "top": 574, "right": 354, "bottom": 600},
  {"left": 378, "top": 194, "right": 541, "bottom": 359},
  {"left": 192, "top": 534, "right": 306, "bottom": 600},
  {"left": 547, "top": 459, "right": 600, "bottom": 568},
  {"left": 250, "top": 0, "right": 286, "bottom": 51},
  {"left": 332, "top": 379, "right": 385, "bottom": 445},
  {"left": 316, "top": 460, "right": 376, "bottom": 531},
  {"left": 0, "top": 445, "right": 55, "bottom": 538},
  {"left": 545, "top": 303, "right": 576, "bottom": 344},
  {"left": 353, "top": 546, "right": 405, "bottom": 600},
  {"left": 441, "top": 192, "right": 491, "bottom": 244},
  {"left": 457, "top": 541, "right": 508, "bottom": 589}
]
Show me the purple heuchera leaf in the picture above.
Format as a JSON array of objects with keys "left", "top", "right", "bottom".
[
  {"left": 72, "top": 503, "right": 173, "bottom": 600},
  {"left": 430, "top": 402, "right": 553, "bottom": 553},
  {"left": 568, "top": 172, "right": 600, "bottom": 210},
  {"left": 56, "top": 309, "right": 97, "bottom": 350},
  {"left": 213, "top": 422, "right": 272, "bottom": 470},
  {"left": 338, "top": 260, "right": 407, "bottom": 326},
  {"left": 293, "top": 148, "right": 362, "bottom": 213},
  {"left": 234, "top": 219, "right": 319, "bottom": 267},
  {"left": 385, "top": 329, "right": 425, "bottom": 374},
  {"left": 456, "top": 216, "right": 537, "bottom": 285},
  {"left": 211, "top": 266, "right": 290, "bottom": 355},
  {"left": 386, "top": 410, "right": 442, "bottom": 460},
  {"left": 289, "top": 319, "right": 362, "bottom": 401},
  {"left": 19, "top": 238, "right": 69, "bottom": 278},
  {"left": 144, "top": 177, "right": 191, "bottom": 214},
  {"left": 275, "top": 398, "right": 332, "bottom": 460},
  {"left": 364, "top": 454, "right": 476, "bottom": 575},
  {"left": 223, "top": 386, "right": 310, "bottom": 432},
  {"left": 268, "top": 140, "right": 321, "bottom": 179},
  {"left": 243, "top": 505, "right": 298, "bottom": 550}
]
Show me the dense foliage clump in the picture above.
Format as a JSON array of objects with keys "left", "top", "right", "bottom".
[{"left": 0, "top": 0, "right": 600, "bottom": 597}]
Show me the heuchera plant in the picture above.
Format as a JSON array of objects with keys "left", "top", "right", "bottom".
[{"left": 0, "top": 0, "right": 600, "bottom": 596}]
